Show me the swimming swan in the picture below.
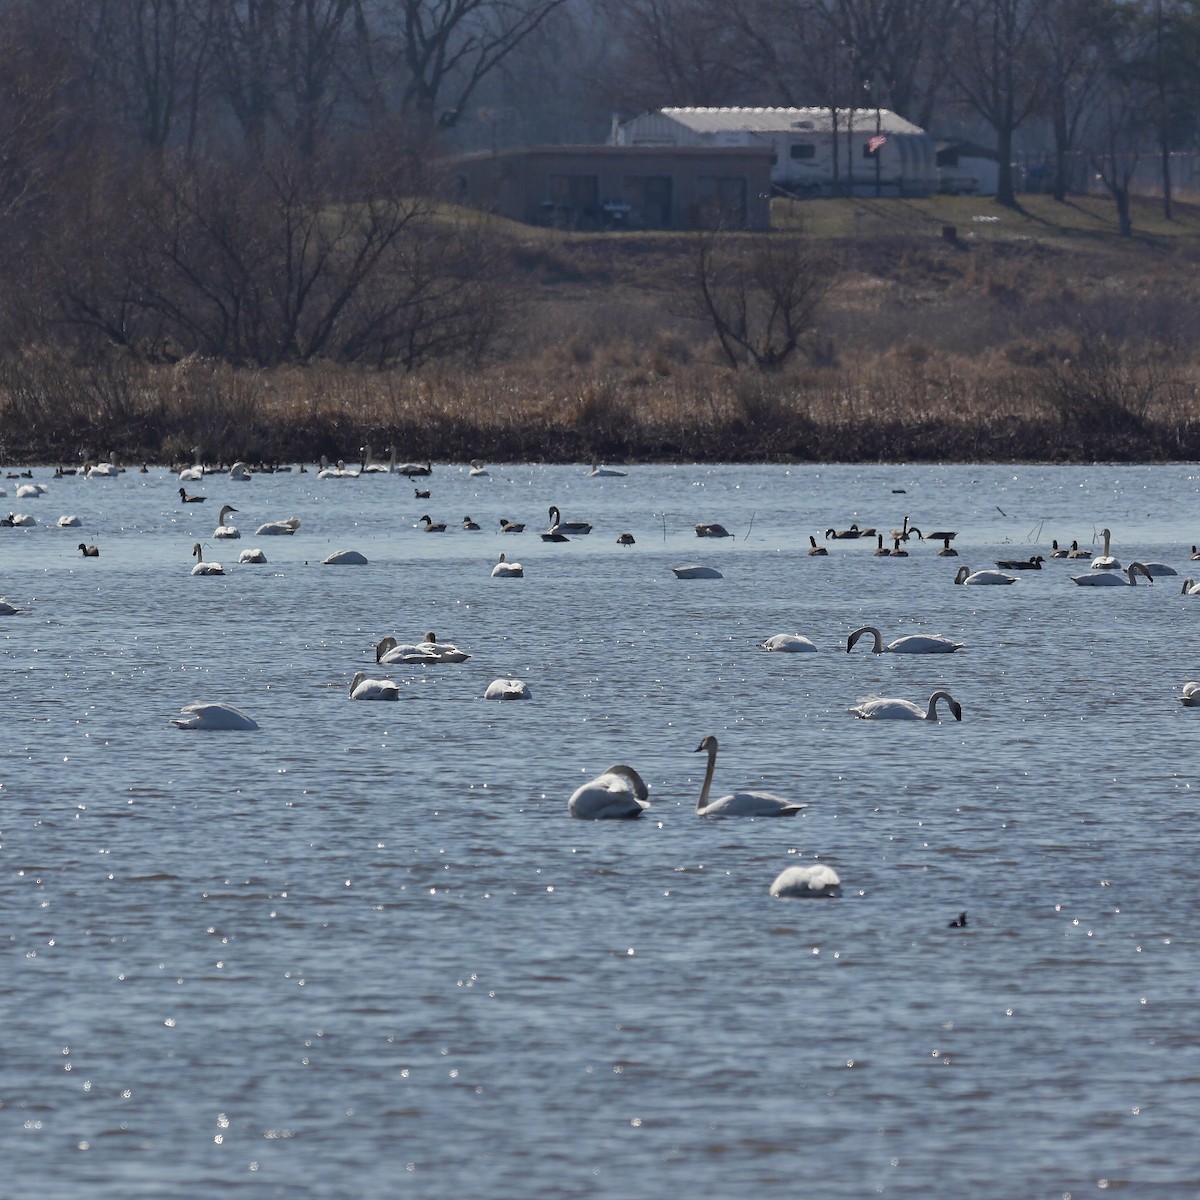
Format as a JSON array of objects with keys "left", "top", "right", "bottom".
[
  {"left": 229, "top": 461, "right": 252, "bottom": 481},
  {"left": 213, "top": 505, "right": 240, "bottom": 539},
  {"left": 547, "top": 505, "right": 592, "bottom": 535},
  {"left": 568, "top": 765, "right": 650, "bottom": 818},
  {"left": 491, "top": 552, "right": 524, "bottom": 577},
  {"left": 170, "top": 702, "right": 259, "bottom": 730},
  {"left": 846, "top": 625, "right": 964, "bottom": 654},
  {"left": 485, "top": 678, "right": 530, "bottom": 699},
  {"left": 360, "top": 445, "right": 396, "bottom": 474},
  {"left": 1092, "top": 528, "right": 1120, "bottom": 570},
  {"left": 1181, "top": 682, "right": 1200, "bottom": 706},
  {"left": 190, "top": 543, "right": 224, "bottom": 575},
  {"left": 375, "top": 636, "right": 439, "bottom": 665},
  {"left": 323, "top": 549, "right": 367, "bottom": 564},
  {"left": 672, "top": 564, "right": 723, "bottom": 579},
  {"left": 761, "top": 633, "right": 818, "bottom": 652},
  {"left": 848, "top": 691, "right": 963, "bottom": 721},
  {"left": 587, "top": 463, "right": 627, "bottom": 477},
  {"left": 693, "top": 734, "right": 805, "bottom": 817},
  {"left": 1181, "top": 579, "right": 1200, "bottom": 596},
  {"left": 238, "top": 547, "right": 266, "bottom": 563},
  {"left": 769, "top": 864, "right": 842, "bottom": 898},
  {"left": 1070, "top": 562, "right": 1153, "bottom": 587},
  {"left": 350, "top": 671, "right": 400, "bottom": 700},
  {"left": 58, "top": 514, "right": 82, "bottom": 527},
  {"left": 256, "top": 517, "right": 300, "bottom": 535},
  {"left": 954, "top": 564, "right": 1016, "bottom": 585}
]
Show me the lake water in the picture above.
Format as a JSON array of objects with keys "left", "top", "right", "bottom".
[{"left": 4, "top": 460, "right": 1200, "bottom": 1198}]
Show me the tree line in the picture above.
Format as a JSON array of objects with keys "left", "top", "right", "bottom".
[{"left": 0, "top": 0, "right": 1196, "bottom": 374}]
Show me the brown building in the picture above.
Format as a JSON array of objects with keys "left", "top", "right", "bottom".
[{"left": 445, "top": 145, "right": 774, "bottom": 231}]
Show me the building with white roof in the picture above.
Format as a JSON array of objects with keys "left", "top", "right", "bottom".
[{"left": 615, "top": 107, "right": 940, "bottom": 198}]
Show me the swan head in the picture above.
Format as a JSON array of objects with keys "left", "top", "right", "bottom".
[
  {"left": 350, "top": 671, "right": 366, "bottom": 695},
  {"left": 375, "top": 636, "right": 397, "bottom": 661},
  {"left": 695, "top": 734, "right": 718, "bottom": 754},
  {"left": 218, "top": 505, "right": 237, "bottom": 522},
  {"left": 424, "top": 631, "right": 437, "bottom": 643},
  {"left": 192, "top": 542, "right": 203, "bottom": 558}
]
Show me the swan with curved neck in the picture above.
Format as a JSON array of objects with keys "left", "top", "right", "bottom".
[
  {"left": 1071, "top": 562, "right": 1154, "bottom": 586},
  {"left": 190, "top": 543, "right": 224, "bottom": 575},
  {"left": 492, "top": 552, "right": 523, "bottom": 577},
  {"left": 693, "top": 734, "right": 805, "bottom": 817},
  {"left": 761, "top": 633, "right": 817, "bottom": 652},
  {"left": 568, "top": 765, "right": 650, "bottom": 818},
  {"left": 848, "top": 691, "right": 963, "bottom": 721},
  {"left": 846, "top": 625, "right": 964, "bottom": 654},
  {"left": 954, "top": 564, "right": 1016, "bottom": 585},
  {"left": 350, "top": 671, "right": 399, "bottom": 700},
  {"left": 548, "top": 505, "right": 592, "bottom": 535}
]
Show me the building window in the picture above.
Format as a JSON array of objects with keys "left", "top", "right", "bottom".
[
  {"left": 546, "top": 173, "right": 600, "bottom": 228},
  {"left": 695, "top": 175, "right": 747, "bottom": 229},
  {"left": 789, "top": 143, "right": 815, "bottom": 160}
]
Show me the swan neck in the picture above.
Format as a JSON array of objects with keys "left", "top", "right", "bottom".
[{"left": 697, "top": 743, "right": 717, "bottom": 812}]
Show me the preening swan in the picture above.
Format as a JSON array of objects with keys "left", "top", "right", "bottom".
[
  {"left": 1181, "top": 579, "right": 1200, "bottom": 596},
  {"left": 170, "top": 702, "right": 259, "bottom": 730},
  {"left": 229, "top": 461, "right": 252, "bottom": 481},
  {"left": 178, "top": 450, "right": 203, "bottom": 481},
  {"left": 485, "top": 678, "right": 530, "bottom": 699},
  {"left": 213, "top": 505, "right": 240, "bottom": 538},
  {"left": 1070, "top": 562, "right": 1153, "bottom": 587},
  {"left": 769, "top": 864, "right": 842, "bottom": 898},
  {"left": 1181, "top": 682, "right": 1200, "bottom": 706},
  {"left": 693, "top": 734, "right": 805, "bottom": 817},
  {"left": 547, "top": 505, "right": 592, "bottom": 535},
  {"left": 672, "top": 564, "right": 722, "bottom": 579},
  {"left": 57, "top": 514, "right": 82, "bottom": 527},
  {"left": 846, "top": 625, "right": 964, "bottom": 654},
  {"left": 848, "top": 691, "right": 963, "bottom": 721},
  {"left": 256, "top": 517, "right": 300, "bottom": 535},
  {"left": 16, "top": 483, "right": 45, "bottom": 498},
  {"left": 179, "top": 487, "right": 206, "bottom": 502},
  {"left": 238, "top": 547, "right": 266, "bottom": 563},
  {"left": 6, "top": 512, "right": 36, "bottom": 526},
  {"left": 568, "top": 765, "right": 650, "bottom": 819},
  {"left": 761, "top": 633, "right": 817, "bottom": 652},
  {"left": 695, "top": 522, "right": 732, "bottom": 538},
  {"left": 190, "top": 543, "right": 224, "bottom": 575},
  {"left": 376, "top": 635, "right": 439, "bottom": 665},
  {"left": 587, "top": 463, "right": 627, "bottom": 477},
  {"left": 954, "top": 564, "right": 1016, "bottom": 585},
  {"left": 1092, "top": 528, "right": 1120, "bottom": 569},
  {"left": 77, "top": 543, "right": 99, "bottom": 557},
  {"left": 808, "top": 535, "right": 828, "bottom": 556},
  {"left": 349, "top": 671, "right": 400, "bottom": 700},
  {"left": 492, "top": 552, "right": 523, "bottom": 577},
  {"left": 87, "top": 460, "right": 119, "bottom": 478},
  {"left": 419, "top": 632, "right": 470, "bottom": 662},
  {"left": 323, "top": 549, "right": 367, "bottom": 564}
]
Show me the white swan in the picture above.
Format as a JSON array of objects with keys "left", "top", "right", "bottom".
[
  {"left": 848, "top": 691, "right": 963, "bottom": 721},
  {"left": 170, "top": 702, "right": 259, "bottom": 730},
  {"left": 15, "top": 483, "right": 46, "bottom": 498},
  {"left": 954, "top": 564, "right": 1016, "bottom": 585},
  {"left": 761, "top": 633, "right": 817, "bottom": 652},
  {"left": 568, "top": 765, "right": 650, "bottom": 818},
  {"left": 693, "top": 734, "right": 805, "bottom": 817},
  {"left": 350, "top": 671, "right": 400, "bottom": 700},
  {"left": 1071, "top": 562, "right": 1153, "bottom": 587},
  {"left": 547, "top": 505, "right": 592, "bottom": 535},
  {"left": 253, "top": 517, "right": 299, "bottom": 536},
  {"left": 229, "top": 461, "right": 252, "bottom": 481},
  {"left": 6, "top": 512, "right": 36, "bottom": 526},
  {"left": 846, "top": 625, "right": 964, "bottom": 654},
  {"left": 87, "top": 460, "right": 119, "bottom": 478},
  {"left": 469, "top": 459, "right": 488, "bottom": 476},
  {"left": 57, "top": 514, "right": 82, "bottom": 527},
  {"left": 673, "top": 564, "right": 723, "bottom": 579},
  {"left": 491, "top": 552, "right": 524, "bottom": 577},
  {"left": 360, "top": 445, "right": 396, "bottom": 474},
  {"left": 318, "top": 457, "right": 358, "bottom": 479},
  {"left": 418, "top": 631, "right": 470, "bottom": 662},
  {"left": 323, "top": 549, "right": 367, "bottom": 564},
  {"left": 213, "top": 504, "right": 240, "bottom": 538},
  {"left": 587, "top": 463, "right": 627, "bottom": 477},
  {"left": 190, "top": 543, "right": 224, "bottom": 575},
  {"left": 1181, "top": 682, "right": 1200, "bottom": 706},
  {"left": 769, "top": 864, "right": 842, "bottom": 898},
  {"left": 1181, "top": 578, "right": 1200, "bottom": 596},
  {"left": 1092, "top": 527, "right": 1120, "bottom": 569},
  {"left": 485, "top": 678, "right": 530, "bottom": 699},
  {"left": 375, "top": 635, "right": 439, "bottom": 665},
  {"left": 1141, "top": 562, "right": 1178, "bottom": 577},
  {"left": 238, "top": 547, "right": 267, "bottom": 563},
  {"left": 178, "top": 448, "right": 203, "bottom": 481}
]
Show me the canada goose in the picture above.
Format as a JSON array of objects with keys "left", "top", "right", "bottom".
[
  {"left": 617, "top": 532, "right": 636, "bottom": 545},
  {"left": 418, "top": 514, "right": 446, "bottom": 532},
  {"left": 996, "top": 555, "right": 1044, "bottom": 570},
  {"left": 179, "top": 487, "right": 206, "bottom": 502},
  {"left": 937, "top": 537, "right": 958, "bottom": 556},
  {"left": 873, "top": 534, "right": 891, "bottom": 556},
  {"left": 499, "top": 518, "right": 524, "bottom": 533},
  {"left": 1049, "top": 540, "right": 1068, "bottom": 558},
  {"left": 414, "top": 487, "right": 431, "bottom": 499},
  {"left": 1067, "top": 540, "right": 1092, "bottom": 558},
  {"left": 891, "top": 538, "right": 909, "bottom": 557},
  {"left": 695, "top": 522, "right": 732, "bottom": 538},
  {"left": 461, "top": 515, "right": 481, "bottom": 530},
  {"left": 890, "top": 515, "right": 923, "bottom": 542},
  {"left": 398, "top": 460, "right": 432, "bottom": 476},
  {"left": 825, "top": 524, "right": 860, "bottom": 539},
  {"left": 77, "top": 543, "right": 99, "bottom": 557},
  {"left": 808, "top": 535, "right": 828, "bottom": 556}
]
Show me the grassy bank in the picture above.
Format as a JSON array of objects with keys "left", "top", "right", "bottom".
[{"left": 3, "top": 194, "right": 1199, "bottom": 466}]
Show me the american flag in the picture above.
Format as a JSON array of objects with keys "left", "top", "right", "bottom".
[{"left": 867, "top": 134, "right": 888, "bottom": 154}]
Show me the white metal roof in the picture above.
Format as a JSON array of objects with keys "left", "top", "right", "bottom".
[{"left": 648, "top": 107, "right": 927, "bottom": 136}]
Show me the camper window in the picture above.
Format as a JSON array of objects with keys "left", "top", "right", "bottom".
[{"left": 789, "top": 144, "right": 815, "bottom": 160}]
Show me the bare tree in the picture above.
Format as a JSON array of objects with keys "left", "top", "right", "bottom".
[
  {"left": 950, "top": 0, "right": 1048, "bottom": 206},
  {"left": 692, "top": 231, "right": 832, "bottom": 370}
]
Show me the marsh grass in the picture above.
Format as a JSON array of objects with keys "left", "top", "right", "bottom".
[{"left": 4, "top": 196, "right": 1200, "bottom": 465}]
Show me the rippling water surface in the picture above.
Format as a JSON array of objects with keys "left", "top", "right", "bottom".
[{"left": 5, "top": 461, "right": 1200, "bottom": 1198}]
